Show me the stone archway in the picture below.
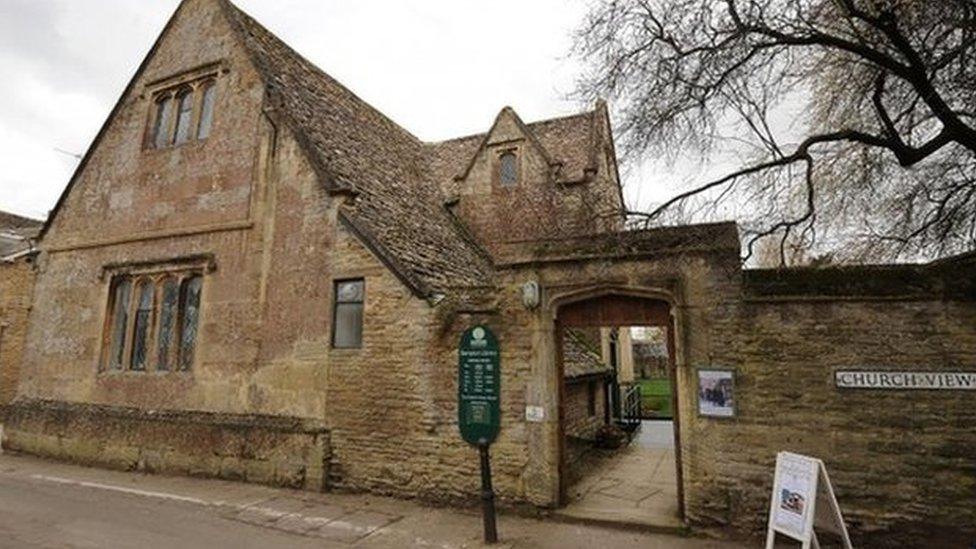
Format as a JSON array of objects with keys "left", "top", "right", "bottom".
[{"left": 551, "top": 289, "right": 685, "bottom": 524}]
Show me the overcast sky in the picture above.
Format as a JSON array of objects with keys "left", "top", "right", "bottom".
[{"left": 0, "top": 0, "right": 693, "bottom": 221}]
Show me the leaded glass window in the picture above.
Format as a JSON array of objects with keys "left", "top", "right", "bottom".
[
  {"left": 156, "top": 278, "right": 179, "bottom": 371},
  {"left": 173, "top": 89, "right": 194, "bottom": 145},
  {"left": 197, "top": 82, "right": 216, "bottom": 140},
  {"left": 130, "top": 280, "right": 155, "bottom": 370},
  {"left": 499, "top": 151, "right": 518, "bottom": 185},
  {"left": 178, "top": 276, "right": 202, "bottom": 371},
  {"left": 102, "top": 271, "right": 203, "bottom": 373},
  {"left": 107, "top": 279, "right": 132, "bottom": 370},
  {"left": 148, "top": 75, "right": 220, "bottom": 149},
  {"left": 152, "top": 96, "right": 174, "bottom": 149}
]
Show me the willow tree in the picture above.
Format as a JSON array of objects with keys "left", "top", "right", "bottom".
[{"left": 573, "top": 0, "right": 976, "bottom": 264}]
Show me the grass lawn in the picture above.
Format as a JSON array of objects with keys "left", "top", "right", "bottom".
[{"left": 637, "top": 378, "right": 673, "bottom": 418}]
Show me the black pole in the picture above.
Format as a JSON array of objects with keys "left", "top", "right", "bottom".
[{"left": 478, "top": 441, "right": 499, "bottom": 544}]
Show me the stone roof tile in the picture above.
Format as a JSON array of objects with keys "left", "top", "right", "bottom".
[
  {"left": 221, "top": 1, "right": 604, "bottom": 297},
  {"left": 563, "top": 329, "right": 612, "bottom": 379},
  {"left": 222, "top": 1, "right": 494, "bottom": 296}
]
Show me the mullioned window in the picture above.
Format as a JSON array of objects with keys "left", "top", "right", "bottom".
[
  {"left": 102, "top": 270, "right": 203, "bottom": 372},
  {"left": 147, "top": 77, "right": 218, "bottom": 150}
]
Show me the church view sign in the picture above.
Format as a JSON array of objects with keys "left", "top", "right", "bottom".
[{"left": 835, "top": 370, "right": 976, "bottom": 390}]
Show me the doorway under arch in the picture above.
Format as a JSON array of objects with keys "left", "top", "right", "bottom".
[{"left": 553, "top": 292, "right": 684, "bottom": 527}]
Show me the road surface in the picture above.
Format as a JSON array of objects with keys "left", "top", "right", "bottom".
[{"left": 0, "top": 452, "right": 744, "bottom": 548}]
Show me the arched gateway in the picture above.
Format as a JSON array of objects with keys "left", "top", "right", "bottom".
[{"left": 553, "top": 292, "right": 685, "bottom": 524}]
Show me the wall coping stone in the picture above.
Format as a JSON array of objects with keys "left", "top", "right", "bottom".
[
  {"left": 1, "top": 399, "right": 329, "bottom": 435},
  {"left": 497, "top": 222, "right": 741, "bottom": 268},
  {"left": 744, "top": 252, "right": 976, "bottom": 301}
]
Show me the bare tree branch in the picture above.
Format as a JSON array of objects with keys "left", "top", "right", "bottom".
[{"left": 573, "top": 0, "right": 976, "bottom": 264}]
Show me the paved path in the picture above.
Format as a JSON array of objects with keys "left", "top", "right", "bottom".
[
  {"left": 0, "top": 452, "right": 745, "bottom": 548},
  {"left": 561, "top": 420, "right": 680, "bottom": 528}
]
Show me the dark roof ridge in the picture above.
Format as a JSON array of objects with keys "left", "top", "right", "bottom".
[
  {"left": 0, "top": 210, "right": 44, "bottom": 229},
  {"left": 428, "top": 109, "right": 597, "bottom": 146}
]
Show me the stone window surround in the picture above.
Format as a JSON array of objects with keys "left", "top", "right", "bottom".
[
  {"left": 142, "top": 61, "right": 227, "bottom": 151},
  {"left": 331, "top": 277, "right": 365, "bottom": 350},
  {"left": 492, "top": 142, "right": 522, "bottom": 188},
  {"left": 98, "top": 255, "right": 214, "bottom": 376}
]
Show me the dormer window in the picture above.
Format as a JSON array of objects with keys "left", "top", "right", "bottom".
[
  {"left": 499, "top": 151, "right": 519, "bottom": 186},
  {"left": 147, "top": 76, "right": 218, "bottom": 150}
]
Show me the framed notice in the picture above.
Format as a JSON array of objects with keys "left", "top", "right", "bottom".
[{"left": 697, "top": 368, "right": 736, "bottom": 417}]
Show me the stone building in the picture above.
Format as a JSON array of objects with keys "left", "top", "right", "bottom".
[
  {"left": 562, "top": 329, "right": 612, "bottom": 441},
  {"left": 0, "top": 211, "right": 41, "bottom": 260},
  {"left": 1, "top": 0, "right": 974, "bottom": 546},
  {"left": 0, "top": 211, "right": 42, "bottom": 406}
]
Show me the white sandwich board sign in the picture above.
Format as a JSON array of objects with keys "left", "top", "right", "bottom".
[{"left": 765, "top": 452, "right": 852, "bottom": 549}]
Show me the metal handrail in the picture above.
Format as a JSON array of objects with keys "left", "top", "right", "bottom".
[{"left": 618, "top": 385, "right": 642, "bottom": 433}]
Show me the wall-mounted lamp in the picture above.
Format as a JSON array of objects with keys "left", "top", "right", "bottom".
[{"left": 521, "top": 281, "right": 540, "bottom": 309}]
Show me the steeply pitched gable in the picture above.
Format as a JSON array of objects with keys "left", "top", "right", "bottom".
[
  {"left": 219, "top": 1, "right": 494, "bottom": 297},
  {"left": 39, "top": 0, "right": 618, "bottom": 298},
  {"left": 428, "top": 108, "right": 603, "bottom": 195}
]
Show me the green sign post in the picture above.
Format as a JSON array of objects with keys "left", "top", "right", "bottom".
[{"left": 458, "top": 325, "right": 500, "bottom": 544}]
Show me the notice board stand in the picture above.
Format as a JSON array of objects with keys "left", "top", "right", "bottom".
[
  {"left": 765, "top": 452, "right": 852, "bottom": 549},
  {"left": 458, "top": 325, "right": 501, "bottom": 544}
]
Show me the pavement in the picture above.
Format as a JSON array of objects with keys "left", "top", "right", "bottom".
[
  {"left": 560, "top": 420, "right": 680, "bottom": 529},
  {"left": 0, "top": 451, "right": 746, "bottom": 549}
]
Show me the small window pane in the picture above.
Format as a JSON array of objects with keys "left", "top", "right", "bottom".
[
  {"left": 152, "top": 97, "right": 174, "bottom": 149},
  {"left": 336, "top": 280, "right": 364, "bottom": 303},
  {"left": 107, "top": 279, "right": 132, "bottom": 370},
  {"left": 130, "top": 281, "right": 155, "bottom": 371},
  {"left": 173, "top": 90, "right": 194, "bottom": 145},
  {"left": 333, "top": 303, "right": 363, "bottom": 348},
  {"left": 197, "top": 83, "right": 216, "bottom": 140},
  {"left": 156, "top": 278, "right": 179, "bottom": 371},
  {"left": 499, "top": 152, "right": 518, "bottom": 185},
  {"left": 333, "top": 280, "right": 364, "bottom": 348},
  {"left": 178, "top": 276, "right": 203, "bottom": 371}
]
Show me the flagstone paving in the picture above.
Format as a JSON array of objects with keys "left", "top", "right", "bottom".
[{"left": 559, "top": 420, "right": 682, "bottom": 529}]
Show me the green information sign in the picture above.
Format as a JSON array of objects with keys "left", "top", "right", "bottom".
[{"left": 458, "top": 325, "right": 501, "bottom": 446}]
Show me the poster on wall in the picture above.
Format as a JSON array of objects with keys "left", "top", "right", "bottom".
[{"left": 697, "top": 368, "right": 735, "bottom": 417}]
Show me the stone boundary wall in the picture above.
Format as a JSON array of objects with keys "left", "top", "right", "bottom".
[
  {"left": 714, "top": 256, "right": 976, "bottom": 546},
  {"left": 0, "top": 399, "right": 331, "bottom": 491},
  {"left": 743, "top": 251, "right": 976, "bottom": 301}
]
